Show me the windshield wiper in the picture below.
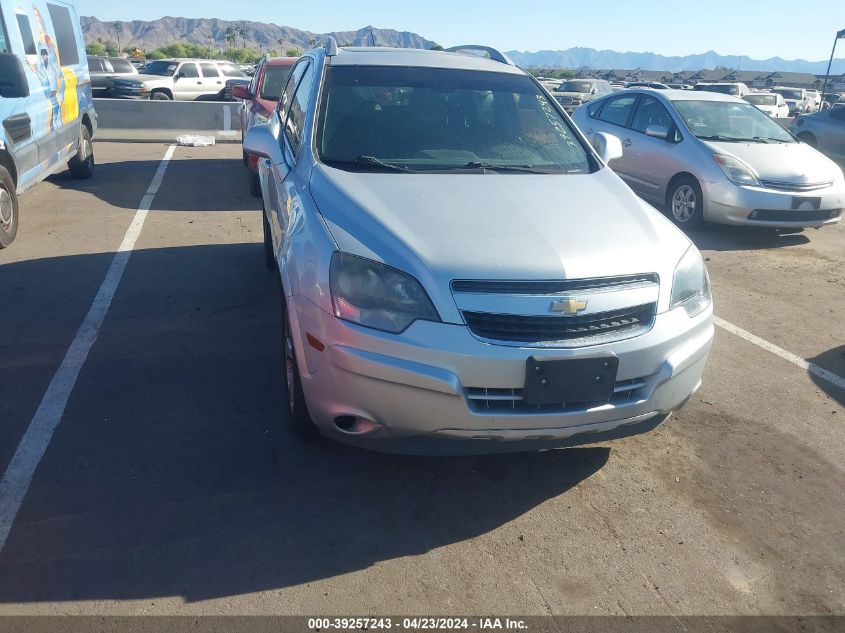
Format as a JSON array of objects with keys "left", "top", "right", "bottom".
[
  {"left": 696, "top": 134, "right": 745, "bottom": 142},
  {"left": 448, "top": 161, "right": 553, "bottom": 174},
  {"left": 698, "top": 134, "right": 782, "bottom": 144},
  {"left": 324, "top": 155, "right": 412, "bottom": 172}
]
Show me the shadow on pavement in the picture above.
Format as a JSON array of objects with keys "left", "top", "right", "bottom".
[
  {"left": 0, "top": 243, "right": 609, "bottom": 604},
  {"left": 47, "top": 157, "right": 259, "bottom": 213},
  {"left": 687, "top": 225, "right": 811, "bottom": 252},
  {"left": 808, "top": 345, "right": 845, "bottom": 406}
]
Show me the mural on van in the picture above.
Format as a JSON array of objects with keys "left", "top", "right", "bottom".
[{"left": 23, "top": 3, "right": 79, "bottom": 133}]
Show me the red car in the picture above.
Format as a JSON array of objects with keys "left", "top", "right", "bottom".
[{"left": 233, "top": 56, "right": 298, "bottom": 196}]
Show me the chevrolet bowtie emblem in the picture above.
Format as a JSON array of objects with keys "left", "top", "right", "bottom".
[{"left": 550, "top": 298, "right": 588, "bottom": 315}]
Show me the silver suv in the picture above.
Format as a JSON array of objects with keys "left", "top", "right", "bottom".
[
  {"left": 551, "top": 78, "right": 613, "bottom": 113},
  {"left": 111, "top": 58, "right": 246, "bottom": 100},
  {"left": 244, "top": 41, "right": 713, "bottom": 453}
]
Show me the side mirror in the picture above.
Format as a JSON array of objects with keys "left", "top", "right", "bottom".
[
  {"left": 243, "top": 123, "right": 284, "bottom": 164},
  {"left": 592, "top": 132, "right": 623, "bottom": 163},
  {"left": 645, "top": 124, "right": 670, "bottom": 140},
  {"left": 0, "top": 53, "right": 30, "bottom": 99},
  {"left": 590, "top": 87, "right": 597, "bottom": 95},
  {"left": 231, "top": 84, "right": 251, "bottom": 100}
]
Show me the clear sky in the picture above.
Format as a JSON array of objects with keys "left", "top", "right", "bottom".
[{"left": 75, "top": 0, "right": 845, "bottom": 62}]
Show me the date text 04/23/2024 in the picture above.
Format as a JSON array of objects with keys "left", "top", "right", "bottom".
[{"left": 307, "top": 617, "right": 529, "bottom": 630}]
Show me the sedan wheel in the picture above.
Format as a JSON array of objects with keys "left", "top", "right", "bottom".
[{"left": 667, "top": 177, "right": 704, "bottom": 229}]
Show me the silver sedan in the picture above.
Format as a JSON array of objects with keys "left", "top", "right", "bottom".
[
  {"left": 790, "top": 107, "right": 845, "bottom": 167},
  {"left": 571, "top": 90, "right": 845, "bottom": 229}
]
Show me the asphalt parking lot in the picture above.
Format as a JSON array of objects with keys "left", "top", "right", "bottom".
[{"left": 0, "top": 142, "right": 842, "bottom": 617}]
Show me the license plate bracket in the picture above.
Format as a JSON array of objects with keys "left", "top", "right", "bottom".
[{"left": 523, "top": 356, "right": 619, "bottom": 406}]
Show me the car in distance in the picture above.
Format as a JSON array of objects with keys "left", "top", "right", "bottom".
[
  {"left": 0, "top": 0, "right": 97, "bottom": 249},
  {"left": 790, "top": 107, "right": 845, "bottom": 165},
  {"left": 233, "top": 56, "right": 297, "bottom": 196},
  {"left": 87, "top": 55, "right": 138, "bottom": 97},
  {"left": 744, "top": 92, "right": 789, "bottom": 118},
  {"left": 111, "top": 58, "right": 246, "bottom": 100},
  {"left": 806, "top": 89, "right": 822, "bottom": 112},
  {"left": 770, "top": 86, "right": 812, "bottom": 115},
  {"left": 692, "top": 82, "right": 750, "bottom": 98},
  {"left": 667, "top": 83, "right": 692, "bottom": 90},
  {"left": 551, "top": 78, "right": 613, "bottom": 113},
  {"left": 244, "top": 41, "right": 714, "bottom": 452},
  {"left": 625, "top": 81, "right": 669, "bottom": 90},
  {"left": 572, "top": 89, "right": 844, "bottom": 229}
]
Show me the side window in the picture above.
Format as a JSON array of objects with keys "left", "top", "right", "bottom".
[
  {"left": 200, "top": 63, "right": 220, "bottom": 78},
  {"left": 110, "top": 59, "right": 134, "bottom": 73},
  {"left": 0, "top": 10, "right": 9, "bottom": 53},
  {"left": 598, "top": 95, "right": 637, "bottom": 127},
  {"left": 179, "top": 63, "right": 199, "bottom": 78},
  {"left": 87, "top": 57, "right": 103, "bottom": 71},
  {"left": 278, "top": 60, "right": 309, "bottom": 118},
  {"left": 284, "top": 63, "right": 316, "bottom": 158},
  {"left": 46, "top": 3, "right": 79, "bottom": 65},
  {"left": 587, "top": 99, "right": 605, "bottom": 118},
  {"left": 16, "top": 14, "right": 36, "bottom": 55},
  {"left": 630, "top": 95, "right": 674, "bottom": 134}
]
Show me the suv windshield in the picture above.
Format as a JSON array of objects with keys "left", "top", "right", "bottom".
[
  {"left": 318, "top": 66, "right": 593, "bottom": 174},
  {"left": 260, "top": 65, "right": 294, "bottom": 101},
  {"left": 674, "top": 100, "right": 794, "bottom": 142},
  {"left": 694, "top": 84, "right": 739, "bottom": 96},
  {"left": 143, "top": 61, "right": 178, "bottom": 76},
  {"left": 558, "top": 81, "right": 594, "bottom": 93},
  {"left": 744, "top": 94, "right": 777, "bottom": 106},
  {"left": 772, "top": 88, "right": 803, "bottom": 100}
]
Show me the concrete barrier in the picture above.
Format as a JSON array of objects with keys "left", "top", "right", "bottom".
[{"left": 93, "top": 99, "right": 243, "bottom": 144}]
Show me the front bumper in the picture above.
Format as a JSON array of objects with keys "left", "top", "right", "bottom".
[
  {"left": 703, "top": 178, "right": 844, "bottom": 227},
  {"left": 109, "top": 86, "right": 150, "bottom": 100},
  {"left": 290, "top": 295, "right": 713, "bottom": 451}
]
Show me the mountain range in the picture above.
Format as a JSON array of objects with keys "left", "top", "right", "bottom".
[
  {"left": 80, "top": 16, "right": 844, "bottom": 75},
  {"left": 504, "top": 48, "right": 845, "bottom": 75},
  {"left": 79, "top": 17, "right": 438, "bottom": 52}
]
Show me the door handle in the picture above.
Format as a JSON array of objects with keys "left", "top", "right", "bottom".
[
  {"left": 196, "top": 81, "right": 202, "bottom": 85},
  {"left": 217, "top": 81, "right": 222, "bottom": 85},
  {"left": 622, "top": 138, "right": 632, "bottom": 147}
]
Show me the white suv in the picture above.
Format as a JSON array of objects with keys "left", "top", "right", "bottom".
[
  {"left": 111, "top": 58, "right": 246, "bottom": 100},
  {"left": 244, "top": 40, "right": 714, "bottom": 453}
]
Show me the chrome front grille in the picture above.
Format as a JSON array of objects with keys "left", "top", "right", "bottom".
[
  {"left": 466, "top": 377, "right": 648, "bottom": 413},
  {"left": 759, "top": 180, "right": 833, "bottom": 192},
  {"left": 462, "top": 303, "right": 656, "bottom": 345},
  {"left": 451, "top": 274, "right": 658, "bottom": 295}
]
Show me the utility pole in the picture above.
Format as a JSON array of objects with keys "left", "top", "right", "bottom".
[{"left": 821, "top": 28, "right": 845, "bottom": 102}]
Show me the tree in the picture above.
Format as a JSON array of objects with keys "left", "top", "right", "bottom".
[
  {"left": 286, "top": 48, "right": 302, "bottom": 57},
  {"left": 430, "top": 44, "right": 444, "bottom": 51},
  {"left": 86, "top": 42, "right": 106, "bottom": 56},
  {"left": 112, "top": 23, "right": 123, "bottom": 56},
  {"left": 225, "top": 27, "right": 237, "bottom": 54},
  {"left": 237, "top": 23, "right": 247, "bottom": 50}
]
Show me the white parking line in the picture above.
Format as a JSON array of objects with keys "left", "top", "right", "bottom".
[
  {"left": 0, "top": 145, "right": 177, "bottom": 554},
  {"left": 714, "top": 316, "right": 845, "bottom": 391}
]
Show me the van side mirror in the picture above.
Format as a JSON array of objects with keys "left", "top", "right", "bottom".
[
  {"left": 592, "top": 132, "right": 624, "bottom": 163},
  {"left": 0, "top": 53, "right": 31, "bottom": 99}
]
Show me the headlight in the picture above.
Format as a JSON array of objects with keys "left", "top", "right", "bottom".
[
  {"left": 329, "top": 252, "right": 440, "bottom": 333},
  {"left": 670, "top": 246, "right": 711, "bottom": 317},
  {"left": 713, "top": 154, "right": 759, "bottom": 186}
]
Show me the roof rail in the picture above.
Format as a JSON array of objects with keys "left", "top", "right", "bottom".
[
  {"left": 444, "top": 45, "right": 514, "bottom": 66},
  {"left": 321, "top": 36, "right": 338, "bottom": 57}
]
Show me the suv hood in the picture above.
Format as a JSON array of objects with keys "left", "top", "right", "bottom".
[
  {"left": 310, "top": 166, "right": 690, "bottom": 320},
  {"left": 706, "top": 140, "right": 842, "bottom": 184}
]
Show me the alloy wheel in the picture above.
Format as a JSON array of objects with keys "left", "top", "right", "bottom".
[
  {"left": 671, "top": 185, "right": 696, "bottom": 222},
  {"left": 0, "top": 187, "right": 13, "bottom": 232}
]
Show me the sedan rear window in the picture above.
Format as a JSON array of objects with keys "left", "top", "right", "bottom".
[{"left": 317, "top": 66, "right": 593, "bottom": 174}]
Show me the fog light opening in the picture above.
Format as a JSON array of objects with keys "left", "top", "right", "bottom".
[{"left": 333, "top": 415, "right": 380, "bottom": 435}]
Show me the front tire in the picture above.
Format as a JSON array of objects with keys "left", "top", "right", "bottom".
[
  {"left": 249, "top": 167, "right": 261, "bottom": 197},
  {"left": 150, "top": 91, "right": 172, "bottom": 101},
  {"left": 284, "top": 302, "right": 318, "bottom": 440},
  {"left": 68, "top": 125, "right": 95, "bottom": 179},
  {"left": 667, "top": 176, "right": 704, "bottom": 230},
  {"left": 262, "top": 210, "right": 275, "bottom": 271},
  {"left": 0, "top": 166, "right": 19, "bottom": 249}
]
